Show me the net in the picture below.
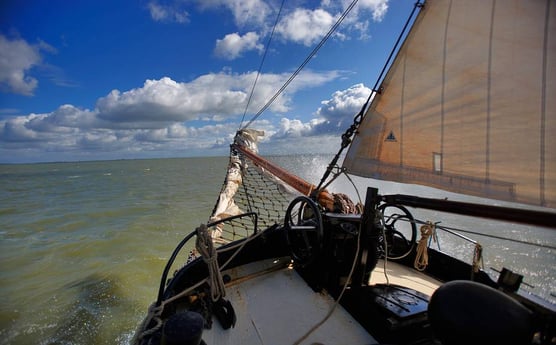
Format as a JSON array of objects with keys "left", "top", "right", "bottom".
[{"left": 208, "top": 129, "right": 300, "bottom": 244}]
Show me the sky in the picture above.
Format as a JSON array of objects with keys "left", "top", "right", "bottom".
[{"left": 0, "top": 0, "right": 416, "bottom": 164}]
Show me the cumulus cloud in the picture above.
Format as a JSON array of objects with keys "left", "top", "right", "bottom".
[
  {"left": 29, "top": 104, "right": 97, "bottom": 131},
  {"left": 148, "top": 0, "right": 390, "bottom": 61},
  {"left": 276, "top": 8, "right": 337, "bottom": 46},
  {"left": 357, "top": 0, "right": 389, "bottom": 22},
  {"left": 214, "top": 32, "right": 263, "bottom": 60},
  {"left": 94, "top": 75, "right": 256, "bottom": 127},
  {"left": 1, "top": 115, "right": 44, "bottom": 142},
  {"left": 94, "top": 70, "right": 339, "bottom": 128},
  {"left": 267, "top": 83, "right": 371, "bottom": 142},
  {"left": 0, "top": 35, "right": 54, "bottom": 96},
  {"left": 272, "top": 0, "right": 389, "bottom": 46},
  {"left": 204, "top": 0, "right": 389, "bottom": 59},
  {"left": 0, "top": 71, "right": 346, "bottom": 162},
  {"left": 273, "top": 117, "right": 325, "bottom": 138},
  {"left": 316, "top": 83, "right": 371, "bottom": 121},
  {"left": 148, "top": 1, "right": 189, "bottom": 23},
  {"left": 199, "top": 0, "right": 271, "bottom": 27}
]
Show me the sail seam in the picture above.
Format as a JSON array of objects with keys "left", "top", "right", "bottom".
[
  {"left": 540, "top": 0, "right": 550, "bottom": 206},
  {"left": 400, "top": 54, "right": 406, "bottom": 167},
  {"left": 486, "top": 0, "right": 496, "bottom": 184},
  {"left": 440, "top": 0, "right": 453, "bottom": 172}
]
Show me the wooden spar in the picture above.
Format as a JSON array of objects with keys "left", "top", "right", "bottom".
[{"left": 233, "top": 144, "right": 335, "bottom": 211}]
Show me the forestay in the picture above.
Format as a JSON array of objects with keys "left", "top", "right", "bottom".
[{"left": 343, "top": 0, "right": 555, "bottom": 208}]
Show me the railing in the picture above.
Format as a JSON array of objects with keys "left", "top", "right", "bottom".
[{"left": 157, "top": 212, "right": 258, "bottom": 304}]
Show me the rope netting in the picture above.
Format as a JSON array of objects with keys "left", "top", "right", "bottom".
[{"left": 207, "top": 129, "right": 299, "bottom": 244}]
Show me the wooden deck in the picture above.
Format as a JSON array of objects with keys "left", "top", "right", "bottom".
[
  {"left": 200, "top": 257, "right": 443, "bottom": 344},
  {"left": 369, "top": 259, "right": 442, "bottom": 297},
  {"left": 204, "top": 257, "right": 379, "bottom": 345}
]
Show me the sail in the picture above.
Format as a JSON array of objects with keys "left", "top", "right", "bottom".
[{"left": 343, "top": 0, "right": 555, "bottom": 208}]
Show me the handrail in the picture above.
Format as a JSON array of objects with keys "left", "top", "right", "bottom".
[{"left": 157, "top": 212, "right": 258, "bottom": 304}]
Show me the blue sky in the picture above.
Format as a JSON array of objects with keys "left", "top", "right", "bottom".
[{"left": 0, "top": 0, "right": 414, "bottom": 163}]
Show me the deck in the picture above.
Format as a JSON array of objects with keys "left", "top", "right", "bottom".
[{"left": 201, "top": 257, "right": 443, "bottom": 345}]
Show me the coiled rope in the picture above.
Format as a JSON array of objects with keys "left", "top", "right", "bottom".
[
  {"left": 196, "top": 223, "right": 226, "bottom": 302},
  {"left": 414, "top": 221, "right": 437, "bottom": 271},
  {"left": 134, "top": 223, "right": 269, "bottom": 344},
  {"left": 131, "top": 303, "right": 164, "bottom": 345}
]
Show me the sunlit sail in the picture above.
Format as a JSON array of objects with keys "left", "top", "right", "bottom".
[{"left": 343, "top": 0, "right": 555, "bottom": 208}]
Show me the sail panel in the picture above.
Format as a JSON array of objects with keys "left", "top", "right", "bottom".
[{"left": 343, "top": 0, "right": 555, "bottom": 208}]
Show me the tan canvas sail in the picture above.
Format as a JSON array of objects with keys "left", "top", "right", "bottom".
[{"left": 343, "top": 0, "right": 555, "bottom": 208}]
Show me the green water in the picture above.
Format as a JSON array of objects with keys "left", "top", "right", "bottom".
[
  {"left": 0, "top": 157, "right": 228, "bottom": 344},
  {"left": 0, "top": 155, "right": 554, "bottom": 344}
]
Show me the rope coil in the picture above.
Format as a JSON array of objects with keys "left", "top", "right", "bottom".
[
  {"left": 414, "top": 221, "right": 437, "bottom": 271},
  {"left": 196, "top": 223, "right": 226, "bottom": 302},
  {"left": 132, "top": 303, "right": 164, "bottom": 344}
]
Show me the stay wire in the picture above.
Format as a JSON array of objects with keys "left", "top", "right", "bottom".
[
  {"left": 239, "top": 0, "right": 286, "bottom": 130},
  {"left": 314, "top": 0, "right": 424, "bottom": 194},
  {"left": 394, "top": 216, "right": 556, "bottom": 251},
  {"left": 242, "top": 0, "right": 360, "bottom": 130}
]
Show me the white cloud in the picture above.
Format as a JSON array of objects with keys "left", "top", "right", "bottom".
[
  {"left": 265, "top": 83, "right": 371, "bottom": 142},
  {"left": 274, "top": 117, "right": 325, "bottom": 138},
  {"left": 95, "top": 70, "right": 339, "bottom": 127},
  {"left": 356, "top": 0, "right": 389, "bottom": 22},
  {"left": 148, "top": 1, "right": 189, "bottom": 23},
  {"left": 0, "top": 71, "right": 346, "bottom": 162},
  {"left": 214, "top": 32, "right": 263, "bottom": 60},
  {"left": 316, "top": 83, "right": 371, "bottom": 121},
  {"left": 1, "top": 115, "right": 43, "bottom": 142},
  {"left": 202, "top": 1, "right": 389, "bottom": 59},
  {"left": 199, "top": 0, "right": 271, "bottom": 27},
  {"left": 272, "top": 0, "right": 389, "bottom": 46},
  {"left": 29, "top": 104, "right": 97, "bottom": 130},
  {"left": 276, "top": 8, "right": 337, "bottom": 46},
  {"left": 94, "top": 75, "right": 251, "bottom": 127},
  {"left": 0, "top": 35, "right": 52, "bottom": 96}
]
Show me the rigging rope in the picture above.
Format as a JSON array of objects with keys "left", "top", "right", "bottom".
[
  {"left": 392, "top": 216, "right": 556, "bottom": 251},
  {"left": 239, "top": 0, "right": 286, "bottom": 129},
  {"left": 242, "top": 0, "right": 360, "bottom": 129},
  {"left": 292, "top": 166, "right": 365, "bottom": 345},
  {"left": 315, "top": 1, "right": 424, "bottom": 193},
  {"left": 437, "top": 223, "right": 556, "bottom": 250},
  {"left": 292, "top": 204, "right": 363, "bottom": 345},
  {"left": 135, "top": 223, "right": 271, "bottom": 343}
]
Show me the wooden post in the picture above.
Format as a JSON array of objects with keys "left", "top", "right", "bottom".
[{"left": 352, "top": 187, "right": 379, "bottom": 287}]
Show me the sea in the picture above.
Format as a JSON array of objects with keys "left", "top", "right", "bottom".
[{"left": 1, "top": 155, "right": 554, "bottom": 344}]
